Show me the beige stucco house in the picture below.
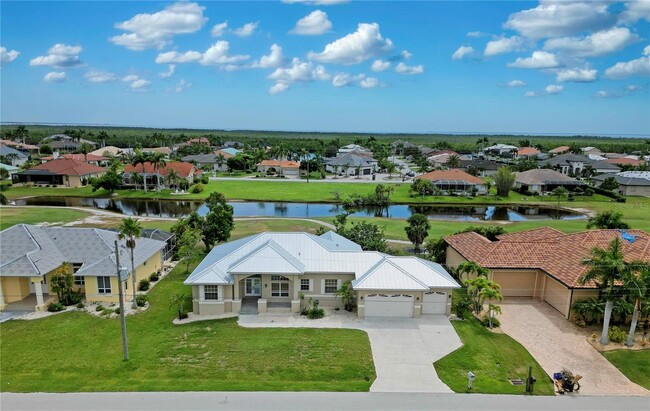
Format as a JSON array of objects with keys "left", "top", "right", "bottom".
[
  {"left": 0, "top": 225, "right": 167, "bottom": 312},
  {"left": 445, "top": 227, "right": 650, "bottom": 319},
  {"left": 184, "top": 231, "right": 460, "bottom": 318}
]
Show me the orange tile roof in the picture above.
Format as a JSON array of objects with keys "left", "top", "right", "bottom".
[
  {"left": 186, "top": 137, "right": 210, "bottom": 144},
  {"left": 446, "top": 228, "right": 650, "bottom": 289},
  {"left": 258, "top": 160, "right": 300, "bottom": 168},
  {"left": 214, "top": 150, "right": 234, "bottom": 159},
  {"left": 605, "top": 158, "right": 645, "bottom": 166},
  {"left": 42, "top": 153, "right": 108, "bottom": 162},
  {"left": 24, "top": 158, "right": 106, "bottom": 176},
  {"left": 549, "top": 145, "right": 570, "bottom": 154},
  {"left": 417, "top": 169, "right": 485, "bottom": 185},
  {"left": 124, "top": 161, "right": 198, "bottom": 178},
  {"left": 517, "top": 147, "right": 540, "bottom": 156}
]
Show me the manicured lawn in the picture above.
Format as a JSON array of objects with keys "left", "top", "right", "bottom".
[
  {"left": 434, "top": 317, "right": 554, "bottom": 395},
  {"left": 0, "top": 260, "right": 375, "bottom": 392},
  {"left": 602, "top": 350, "right": 650, "bottom": 390},
  {"left": 0, "top": 207, "right": 89, "bottom": 230}
]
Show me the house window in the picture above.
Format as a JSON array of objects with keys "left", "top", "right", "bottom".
[
  {"left": 271, "top": 282, "right": 290, "bottom": 297},
  {"left": 271, "top": 275, "right": 288, "bottom": 281},
  {"left": 324, "top": 279, "right": 338, "bottom": 294},
  {"left": 204, "top": 285, "right": 219, "bottom": 300},
  {"left": 300, "top": 279, "right": 310, "bottom": 291},
  {"left": 74, "top": 276, "right": 85, "bottom": 286},
  {"left": 97, "top": 277, "right": 112, "bottom": 294}
]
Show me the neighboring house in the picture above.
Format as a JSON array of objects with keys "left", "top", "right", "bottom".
[
  {"left": 459, "top": 159, "right": 500, "bottom": 177},
  {"left": 427, "top": 153, "right": 464, "bottom": 168},
  {"left": 605, "top": 157, "right": 646, "bottom": 167},
  {"left": 515, "top": 147, "right": 540, "bottom": 158},
  {"left": 220, "top": 147, "right": 241, "bottom": 157},
  {"left": 43, "top": 135, "right": 97, "bottom": 152},
  {"left": 182, "top": 154, "right": 221, "bottom": 173},
  {"left": 549, "top": 145, "right": 570, "bottom": 155},
  {"left": 13, "top": 158, "right": 106, "bottom": 187},
  {"left": 106, "top": 228, "right": 176, "bottom": 262},
  {"left": 257, "top": 160, "right": 301, "bottom": 176},
  {"left": 89, "top": 146, "right": 125, "bottom": 158},
  {"left": 0, "top": 139, "right": 39, "bottom": 153},
  {"left": 445, "top": 227, "right": 650, "bottom": 319},
  {"left": 338, "top": 144, "right": 373, "bottom": 156},
  {"left": 325, "top": 153, "right": 378, "bottom": 176},
  {"left": 186, "top": 137, "right": 210, "bottom": 145},
  {"left": 142, "top": 147, "right": 173, "bottom": 156},
  {"left": 0, "top": 225, "right": 166, "bottom": 312},
  {"left": 484, "top": 144, "right": 518, "bottom": 157},
  {"left": 0, "top": 163, "right": 20, "bottom": 179},
  {"left": 123, "top": 161, "right": 200, "bottom": 188},
  {"left": 40, "top": 153, "right": 108, "bottom": 166},
  {"left": 183, "top": 231, "right": 460, "bottom": 318},
  {"left": 514, "top": 169, "right": 584, "bottom": 194},
  {"left": 0, "top": 145, "right": 29, "bottom": 166},
  {"left": 417, "top": 169, "right": 488, "bottom": 194},
  {"left": 592, "top": 171, "right": 650, "bottom": 197},
  {"left": 542, "top": 154, "right": 589, "bottom": 176},
  {"left": 581, "top": 146, "right": 602, "bottom": 156},
  {"left": 587, "top": 160, "right": 620, "bottom": 175},
  {"left": 222, "top": 141, "right": 244, "bottom": 149}
]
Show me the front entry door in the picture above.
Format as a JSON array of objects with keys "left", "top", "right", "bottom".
[{"left": 245, "top": 278, "right": 262, "bottom": 296}]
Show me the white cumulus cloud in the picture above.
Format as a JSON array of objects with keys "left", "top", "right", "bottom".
[
  {"left": 200, "top": 41, "right": 250, "bottom": 65},
  {"left": 155, "top": 50, "right": 203, "bottom": 64},
  {"left": 371, "top": 59, "right": 390, "bottom": 72},
  {"left": 211, "top": 21, "right": 228, "bottom": 37},
  {"left": 555, "top": 68, "right": 598, "bottom": 83},
  {"left": 604, "top": 45, "right": 650, "bottom": 79},
  {"left": 233, "top": 22, "right": 258, "bottom": 37},
  {"left": 110, "top": 2, "right": 207, "bottom": 50},
  {"left": 160, "top": 64, "right": 176, "bottom": 78},
  {"left": 84, "top": 70, "right": 117, "bottom": 83},
  {"left": 395, "top": 62, "right": 424, "bottom": 75},
  {"left": 308, "top": 22, "right": 393, "bottom": 65},
  {"left": 122, "top": 74, "right": 140, "bottom": 82},
  {"left": 331, "top": 72, "right": 364, "bottom": 87},
  {"left": 30, "top": 44, "right": 82, "bottom": 68},
  {"left": 543, "top": 27, "right": 639, "bottom": 57},
  {"left": 507, "top": 51, "right": 559, "bottom": 69},
  {"left": 128, "top": 78, "right": 151, "bottom": 91},
  {"left": 291, "top": 10, "right": 332, "bottom": 35},
  {"left": 267, "top": 57, "right": 329, "bottom": 94},
  {"left": 1, "top": 46, "right": 20, "bottom": 64},
  {"left": 619, "top": 1, "right": 650, "bottom": 24},
  {"left": 252, "top": 44, "right": 284, "bottom": 68},
  {"left": 452, "top": 46, "right": 474, "bottom": 60},
  {"left": 359, "top": 77, "right": 380, "bottom": 88},
  {"left": 484, "top": 36, "right": 525, "bottom": 56},
  {"left": 44, "top": 71, "right": 66, "bottom": 83},
  {"left": 545, "top": 84, "right": 564, "bottom": 95},
  {"left": 269, "top": 83, "right": 290, "bottom": 95},
  {"left": 501, "top": 80, "right": 527, "bottom": 88}
]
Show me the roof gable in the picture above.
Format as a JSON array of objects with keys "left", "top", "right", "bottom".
[
  {"left": 353, "top": 258, "right": 429, "bottom": 291},
  {"left": 228, "top": 239, "right": 305, "bottom": 274}
]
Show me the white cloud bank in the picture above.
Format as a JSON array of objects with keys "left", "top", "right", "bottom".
[
  {"left": 44, "top": 71, "right": 67, "bottom": 83},
  {"left": 452, "top": 46, "right": 474, "bottom": 60},
  {"left": 30, "top": 44, "right": 82, "bottom": 68},
  {"left": 544, "top": 27, "right": 638, "bottom": 57},
  {"left": 308, "top": 23, "right": 393, "bottom": 65},
  {"left": 484, "top": 36, "right": 524, "bottom": 56},
  {"left": 507, "top": 51, "right": 559, "bottom": 69},
  {"left": 291, "top": 10, "right": 332, "bottom": 35},
  {"left": 395, "top": 62, "right": 424, "bottom": 75},
  {"left": 267, "top": 57, "right": 329, "bottom": 94},
  {"left": 371, "top": 59, "right": 390, "bottom": 72},
  {"left": 0, "top": 46, "right": 20, "bottom": 64},
  {"left": 233, "top": 22, "right": 258, "bottom": 37},
  {"left": 555, "top": 68, "right": 598, "bottom": 83},
  {"left": 604, "top": 45, "right": 650, "bottom": 79}
]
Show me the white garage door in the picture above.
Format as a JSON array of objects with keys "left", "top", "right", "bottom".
[
  {"left": 422, "top": 291, "right": 447, "bottom": 314},
  {"left": 365, "top": 294, "right": 414, "bottom": 318}
]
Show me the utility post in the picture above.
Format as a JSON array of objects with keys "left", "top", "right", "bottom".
[{"left": 114, "top": 240, "right": 129, "bottom": 361}]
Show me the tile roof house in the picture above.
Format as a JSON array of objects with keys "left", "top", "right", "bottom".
[
  {"left": 123, "top": 161, "right": 200, "bottom": 188},
  {"left": 605, "top": 157, "right": 646, "bottom": 167},
  {"left": 0, "top": 139, "right": 39, "bottom": 152},
  {"left": 325, "top": 153, "right": 378, "bottom": 177},
  {"left": 514, "top": 169, "right": 584, "bottom": 194},
  {"left": 184, "top": 231, "right": 460, "bottom": 318},
  {"left": 0, "top": 224, "right": 166, "bottom": 311},
  {"left": 516, "top": 147, "right": 540, "bottom": 158},
  {"left": 445, "top": 227, "right": 650, "bottom": 319},
  {"left": 257, "top": 160, "right": 301, "bottom": 176},
  {"left": 40, "top": 153, "right": 108, "bottom": 165},
  {"left": 592, "top": 171, "right": 650, "bottom": 197},
  {"left": 417, "top": 169, "right": 488, "bottom": 194},
  {"left": 549, "top": 145, "right": 570, "bottom": 155},
  {"left": 13, "top": 158, "right": 106, "bottom": 187},
  {"left": 459, "top": 159, "right": 500, "bottom": 177}
]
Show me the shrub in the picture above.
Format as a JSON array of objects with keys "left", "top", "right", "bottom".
[
  {"left": 307, "top": 308, "right": 325, "bottom": 319},
  {"left": 452, "top": 296, "right": 473, "bottom": 319},
  {"left": 135, "top": 294, "right": 149, "bottom": 307},
  {"left": 96, "top": 304, "right": 105, "bottom": 312},
  {"left": 574, "top": 318, "right": 586, "bottom": 327},
  {"left": 138, "top": 278, "right": 150, "bottom": 291},
  {"left": 179, "top": 312, "right": 189, "bottom": 320},
  {"left": 480, "top": 314, "right": 500, "bottom": 328},
  {"left": 149, "top": 272, "right": 160, "bottom": 282},
  {"left": 68, "top": 291, "right": 83, "bottom": 306},
  {"left": 608, "top": 326, "right": 626, "bottom": 343},
  {"left": 300, "top": 307, "right": 308, "bottom": 316},
  {"left": 190, "top": 183, "right": 204, "bottom": 193},
  {"left": 47, "top": 302, "right": 65, "bottom": 312},
  {"left": 201, "top": 174, "right": 210, "bottom": 184},
  {"left": 115, "top": 307, "right": 121, "bottom": 315},
  {"left": 76, "top": 302, "right": 85, "bottom": 309}
]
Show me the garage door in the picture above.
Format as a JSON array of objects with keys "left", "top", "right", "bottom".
[
  {"left": 365, "top": 294, "right": 414, "bottom": 317},
  {"left": 422, "top": 291, "right": 447, "bottom": 314},
  {"left": 492, "top": 271, "right": 536, "bottom": 297},
  {"left": 544, "top": 276, "right": 570, "bottom": 317}
]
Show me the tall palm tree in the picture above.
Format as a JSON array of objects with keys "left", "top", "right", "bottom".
[
  {"left": 446, "top": 154, "right": 461, "bottom": 169},
  {"left": 623, "top": 263, "right": 650, "bottom": 346},
  {"left": 79, "top": 142, "right": 93, "bottom": 162},
  {"left": 270, "top": 143, "right": 287, "bottom": 177},
  {"left": 149, "top": 152, "right": 167, "bottom": 192},
  {"left": 118, "top": 217, "right": 143, "bottom": 309},
  {"left": 132, "top": 149, "right": 150, "bottom": 193},
  {"left": 215, "top": 154, "right": 226, "bottom": 173},
  {"left": 579, "top": 237, "right": 631, "bottom": 345},
  {"left": 166, "top": 169, "right": 180, "bottom": 189}
]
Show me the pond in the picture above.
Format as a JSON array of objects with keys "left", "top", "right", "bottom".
[{"left": 14, "top": 196, "right": 587, "bottom": 221}]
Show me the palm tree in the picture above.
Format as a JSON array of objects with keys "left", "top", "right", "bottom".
[
  {"left": 586, "top": 211, "right": 630, "bottom": 230},
  {"left": 79, "top": 142, "right": 94, "bottom": 162},
  {"left": 355, "top": 164, "right": 362, "bottom": 179},
  {"left": 479, "top": 285, "right": 503, "bottom": 328},
  {"left": 269, "top": 143, "right": 287, "bottom": 177},
  {"left": 456, "top": 261, "right": 489, "bottom": 281},
  {"left": 132, "top": 150, "right": 150, "bottom": 193},
  {"left": 166, "top": 169, "right": 180, "bottom": 190},
  {"left": 149, "top": 152, "right": 167, "bottom": 192},
  {"left": 551, "top": 186, "right": 569, "bottom": 204},
  {"left": 623, "top": 263, "right": 650, "bottom": 346},
  {"left": 215, "top": 154, "right": 226, "bottom": 173},
  {"left": 579, "top": 237, "right": 631, "bottom": 345},
  {"left": 446, "top": 154, "right": 461, "bottom": 169},
  {"left": 386, "top": 162, "right": 397, "bottom": 179},
  {"left": 118, "top": 217, "right": 143, "bottom": 309}
]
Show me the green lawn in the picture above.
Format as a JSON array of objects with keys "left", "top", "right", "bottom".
[
  {"left": 0, "top": 207, "right": 89, "bottom": 230},
  {"left": 434, "top": 317, "right": 554, "bottom": 395},
  {"left": 0, "top": 260, "right": 375, "bottom": 392},
  {"left": 602, "top": 350, "right": 650, "bottom": 390}
]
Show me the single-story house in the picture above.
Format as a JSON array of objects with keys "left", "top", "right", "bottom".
[
  {"left": 43, "top": 135, "right": 97, "bottom": 152},
  {"left": 123, "top": 161, "right": 200, "bottom": 188},
  {"left": 542, "top": 154, "right": 589, "bottom": 176},
  {"left": 605, "top": 157, "right": 646, "bottom": 167},
  {"left": 417, "top": 169, "right": 488, "bottom": 194},
  {"left": 222, "top": 141, "right": 244, "bottom": 149},
  {"left": 592, "top": 171, "right": 650, "bottom": 197},
  {"left": 186, "top": 137, "right": 210, "bottom": 145},
  {"left": 181, "top": 153, "right": 225, "bottom": 173},
  {"left": 445, "top": 227, "right": 650, "bottom": 319},
  {"left": 0, "top": 145, "right": 29, "bottom": 166},
  {"left": 484, "top": 144, "right": 518, "bottom": 157},
  {"left": 184, "top": 231, "right": 460, "bottom": 318},
  {"left": 549, "top": 145, "right": 570, "bottom": 155},
  {"left": 13, "top": 158, "right": 106, "bottom": 187},
  {"left": 257, "top": 160, "right": 301, "bottom": 176},
  {"left": 514, "top": 169, "right": 584, "bottom": 194},
  {"left": 40, "top": 153, "right": 109, "bottom": 166},
  {"left": 325, "top": 153, "right": 378, "bottom": 176},
  {"left": 0, "top": 225, "right": 166, "bottom": 312},
  {"left": 459, "top": 159, "right": 500, "bottom": 177},
  {"left": 0, "top": 163, "right": 20, "bottom": 179},
  {"left": 427, "top": 153, "right": 470, "bottom": 168},
  {"left": 515, "top": 147, "right": 540, "bottom": 158},
  {"left": 0, "top": 139, "right": 39, "bottom": 153},
  {"left": 89, "top": 146, "right": 126, "bottom": 158},
  {"left": 338, "top": 144, "right": 372, "bottom": 156},
  {"left": 582, "top": 147, "right": 602, "bottom": 156}
]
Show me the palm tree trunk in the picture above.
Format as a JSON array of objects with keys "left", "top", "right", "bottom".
[
  {"left": 626, "top": 300, "right": 640, "bottom": 347},
  {"left": 141, "top": 164, "right": 147, "bottom": 193},
  {"left": 131, "top": 246, "right": 137, "bottom": 309},
  {"left": 157, "top": 173, "right": 161, "bottom": 192},
  {"left": 601, "top": 299, "right": 613, "bottom": 345}
]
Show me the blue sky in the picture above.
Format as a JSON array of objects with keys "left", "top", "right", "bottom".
[{"left": 1, "top": 1, "right": 649, "bottom": 135}]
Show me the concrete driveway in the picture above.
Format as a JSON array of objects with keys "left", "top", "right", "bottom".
[{"left": 499, "top": 299, "right": 649, "bottom": 396}]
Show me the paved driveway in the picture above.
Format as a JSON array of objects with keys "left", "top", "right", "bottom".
[
  {"left": 499, "top": 299, "right": 649, "bottom": 396},
  {"left": 239, "top": 313, "right": 462, "bottom": 393}
]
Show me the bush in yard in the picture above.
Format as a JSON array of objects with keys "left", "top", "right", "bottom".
[
  {"left": 149, "top": 272, "right": 160, "bottom": 282},
  {"left": 68, "top": 291, "right": 84, "bottom": 306},
  {"left": 452, "top": 295, "right": 473, "bottom": 319},
  {"left": 96, "top": 304, "right": 105, "bottom": 312},
  {"left": 47, "top": 302, "right": 65, "bottom": 312},
  {"left": 136, "top": 294, "right": 149, "bottom": 307},
  {"left": 201, "top": 174, "right": 210, "bottom": 184},
  {"left": 306, "top": 298, "right": 325, "bottom": 319},
  {"left": 138, "top": 278, "right": 150, "bottom": 291},
  {"left": 76, "top": 302, "right": 85, "bottom": 309},
  {"left": 190, "top": 183, "right": 204, "bottom": 193},
  {"left": 608, "top": 326, "right": 626, "bottom": 343},
  {"left": 480, "top": 314, "right": 500, "bottom": 328}
]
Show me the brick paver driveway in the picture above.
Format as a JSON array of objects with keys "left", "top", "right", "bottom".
[{"left": 499, "top": 299, "right": 649, "bottom": 396}]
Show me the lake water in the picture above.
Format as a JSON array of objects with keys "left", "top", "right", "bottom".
[{"left": 15, "top": 196, "right": 586, "bottom": 221}]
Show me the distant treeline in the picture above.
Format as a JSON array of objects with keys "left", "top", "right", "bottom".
[{"left": 1, "top": 124, "right": 649, "bottom": 154}]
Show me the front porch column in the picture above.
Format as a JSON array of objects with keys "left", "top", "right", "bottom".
[
  {"left": 233, "top": 276, "right": 240, "bottom": 300},
  {"left": 33, "top": 279, "right": 44, "bottom": 307},
  {"left": 0, "top": 278, "right": 6, "bottom": 310}
]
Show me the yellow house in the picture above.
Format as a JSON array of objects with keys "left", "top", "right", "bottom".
[{"left": 0, "top": 225, "right": 166, "bottom": 312}]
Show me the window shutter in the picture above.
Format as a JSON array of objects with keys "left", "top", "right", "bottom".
[
  {"left": 337, "top": 279, "right": 342, "bottom": 290},
  {"left": 321, "top": 279, "right": 325, "bottom": 294},
  {"left": 309, "top": 279, "right": 313, "bottom": 292}
]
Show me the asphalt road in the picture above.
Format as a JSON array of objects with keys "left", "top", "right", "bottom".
[{"left": 2, "top": 392, "right": 648, "bottom": 411}]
